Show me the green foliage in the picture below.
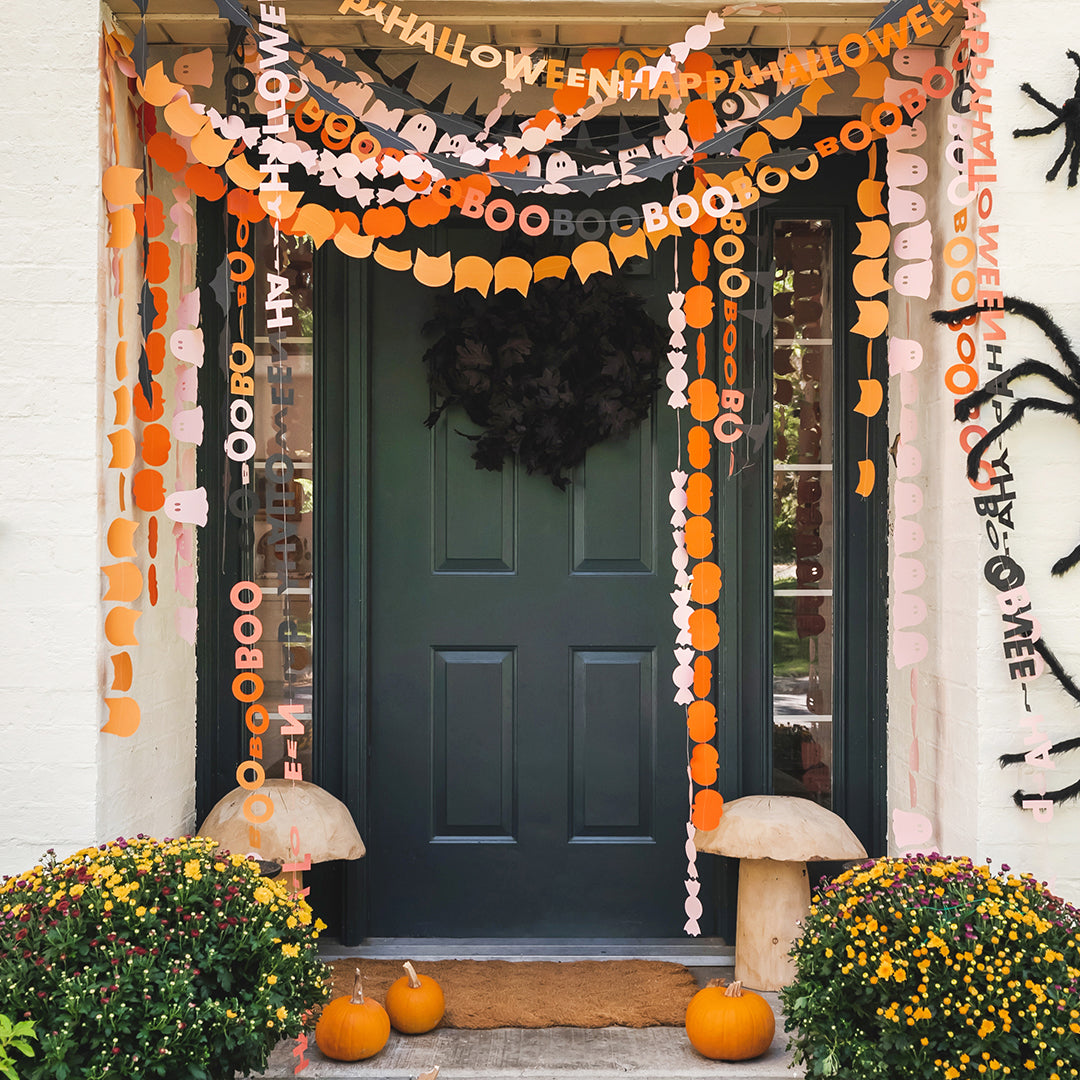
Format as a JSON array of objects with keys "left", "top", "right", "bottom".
[
  {"left": 781, "top": 854, "right": 1080, "bottom": 1079},
  {"left": 0, "top": 836, "right": 330, "bottom": 1080},
  {"left": 0, "top": 1012, "right": 36, "bottom": 1080},
  {"left": 422, "top": 274, "right": 665, "bottom": 489}
]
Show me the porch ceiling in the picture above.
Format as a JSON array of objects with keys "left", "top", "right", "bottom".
[{"left": 106, "top": 1, "right": 960, "bottom": 50}]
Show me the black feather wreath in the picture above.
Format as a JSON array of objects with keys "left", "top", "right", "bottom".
[{"left": 421, "top": 275, "right": 666, "bottom": 489}]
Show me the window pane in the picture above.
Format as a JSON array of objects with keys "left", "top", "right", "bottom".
[
  {"left": 249, "top": 231, "right": 315, "bottom": 779},
  {"left": 772, "top": 219, "right": 833, "bottom": 810}
]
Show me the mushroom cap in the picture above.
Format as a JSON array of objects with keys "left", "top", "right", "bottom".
[
  {"left": 198, "top": 779, "right": 366, "bottom": 863},
  {"left": 694, "top": 794, "right": 867, "bottom": 863}
]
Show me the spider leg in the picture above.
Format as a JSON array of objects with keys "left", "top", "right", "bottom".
[
  {"left": 953, "top": 358, "right": 1080, "bottom": 422},
  {"left": 1070, "top": 135, "right": 1080, "bottom": 189},
  {"left": 1034, "top": 638, "right": 1080, "bottom": 703},
  {"left": 961, "top": 396, "right": 1080, "bottom": 481},
  {"left": 931, "top": 297, "right": 1080, "bottom": 382},
  {"left": 1069, "top": 49, "right": 1080, "bottom": 94},
  {"left": 1001, "top": 737, "right": 1080, "bottom": 766},
  {"left": 1013, "top": 117, "right": 1064, "bottom": 139},
  {"left": 1011, "top": 776, "right": 1080, "bottom": 807},
  {"left": 1019, "top": 81, "right": 1064, "bottom": 116},
  {"left": 1047, "top": 133, "right": 1073, "bottom": 182}
]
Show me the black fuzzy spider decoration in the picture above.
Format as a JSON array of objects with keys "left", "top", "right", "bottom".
[
  {"left": 932, "top": 297, "right": 1080, "bottom": 805},
  {"left": 1013, "top": 50, "right": 1080, "bottom": 188}
]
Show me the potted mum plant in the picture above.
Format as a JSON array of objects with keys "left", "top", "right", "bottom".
[
  {"left": 781, "top": 853, "right": 1080, "bottom": 1079},
  {"left": 0, "top": 835, "right": 329, "bottom": 1080}
]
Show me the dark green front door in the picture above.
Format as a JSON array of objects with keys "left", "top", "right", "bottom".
[{"left": 358, "top": 248, "right": 716, "bottom": 937}]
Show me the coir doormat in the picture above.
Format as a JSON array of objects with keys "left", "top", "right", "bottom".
[{"left": 324, "top": 958, "right": 700, "bottom": 1029}]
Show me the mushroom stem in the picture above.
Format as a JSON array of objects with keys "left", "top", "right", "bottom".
[
  {"left": 403, "top": 961, "right": 422, "bottom": 989},
  {"left": 734, "top": 858, "right": 810, "bottom": 992},
  {"left": 350, "top": 968, "right": 365, "bottom": 1005}
]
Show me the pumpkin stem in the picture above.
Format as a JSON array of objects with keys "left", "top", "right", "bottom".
[
  {"left": 404, "top": 960, "right": 422, "bottom": 989},
  {"left": 724, "top": 980, "right": 744, "bottom": 998},
  {"left": 350, "top": 967, "right": 365, "bottom": 1005}
]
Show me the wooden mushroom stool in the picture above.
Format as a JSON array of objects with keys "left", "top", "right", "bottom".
[
  {"left": 199, "top": 779, "right": 365, "bottom": 891},
  {"left": 695, "top": 795, "right": 866, "bottom": 992}
]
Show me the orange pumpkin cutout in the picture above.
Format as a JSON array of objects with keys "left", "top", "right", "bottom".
[
  {"left": 315, "top": 970, "right": 391, "bottom": 1062},
  {"left": 141, "top": 424, "right": 172, "bottom": 466},
  {"left": 684, "top": 516, "right": 714, "bottom": 559},
  {"left": 691, "top": 788, "right": 723, "bottom": 831},
  {"left": 385, "top": 961, "right": 445, "bottom": 1034},
  {"left": 691, "top": 239, "right": 711, "bottom": 282},
  {"left": 689, "top": 608, "right": 720, "bottom": 651},
  {"left": 132, "top": 469, "right": 165, "bottom": 512},
  {"left": 688, "top": 379, "right": 720, "bottom": 423},
  {"left": 686, "top": 473, "right": 712, "bottom": 516},
  {"left": 690, "top": 561, "right": 722, "bottom": 605},
  {"left": 685, "top": 980, "right": 774, "bottom": 1061},
  {"left": 690, "top": 743, "right": 719, "bottom": 785},
  {"left": 687, "top": 700, "right": 717, "bottom": 742},
  {"left": 693, "top": 656, "right": 712, "bottom": 698},
  {"left": 684, "top": 285, "right": 715, "bottom": 330},
  {"left": 688, "top": 426, "right": 711, "bottom": 469}
]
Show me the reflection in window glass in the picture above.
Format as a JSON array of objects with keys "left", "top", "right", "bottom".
[
  {"left": 250, "top": 229, "right": 314, "bottom": 780},
  {"left": 772, "top": 220, "right": 833, "bottom": 808}
]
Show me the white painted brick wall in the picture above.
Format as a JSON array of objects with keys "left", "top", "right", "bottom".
[
  {"left": 890, "top": 0, "right": 1080, "bottom": 901},
  {"left": 0, "top": 4, "right": 197, "bottom": 879}
]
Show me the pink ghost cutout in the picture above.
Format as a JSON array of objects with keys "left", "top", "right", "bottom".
[
  {"left": 176, "top": 607, "right": 198, "bottom": 645},
  {"left": 893, "top": 629, "right": 928, "bottom": 668},
  {"left": 891, "top": 808, "right": 933, "bottom": 848},
  {"left": 894, "top": 518, "right": 925, "bottom": 555},
  {"left": 164, "top": 488, "right": 209, "bottom": 527},
  {"left": 170, "top": 328, "right": 204, "bottom": 367},
  {"left": 888, "top": 189, "right": 926, "bottom": 225},
  {"left": 886, "top": 150, "right": 928, "bottom": 188},
  {"left": 888, "top": 337, "right": 923, "bottom": 375},
  {"left": 175, "top": 365, "right": 198, "bottom": 403},
  {"left": 893, "top": 220, "right": 933, "bottom": 261},
  {"left": 176, "top": 288, "right": 200, "bottom": 328},
  {"left": 172, "top": 406, "right": 204, "bottom": 445},
  {"left": 894, "top": 260, "right": 934, "bottom": 299},
  {"left": 893, "top": 555, "right": 927, "bottom": 593}
]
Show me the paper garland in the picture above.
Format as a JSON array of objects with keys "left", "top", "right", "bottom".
[{"left": 96, "top": 0, "right": 1004, "bottom": 943}]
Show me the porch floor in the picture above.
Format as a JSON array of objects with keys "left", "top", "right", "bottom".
[{"left": 245, "top": 945, "right": 804, "bottom": 1079}]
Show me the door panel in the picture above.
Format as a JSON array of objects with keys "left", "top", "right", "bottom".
[{"left": 362, "top": 253, "right": 718, "bottom": 937}]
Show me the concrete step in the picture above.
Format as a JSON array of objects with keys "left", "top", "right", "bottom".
[{"left": 247, "top": 995, "right": 803, "bottom": 1080}]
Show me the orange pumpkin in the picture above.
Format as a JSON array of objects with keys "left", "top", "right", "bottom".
[
  {"left": 385, "top": 960, "right": 446, "bottom": 1034},
  {"left": 685, "top": 979, "right": 775, "bottom": 1061},
  {"left": 315, "top": 969, "right": 391, "bottom": 1061}
]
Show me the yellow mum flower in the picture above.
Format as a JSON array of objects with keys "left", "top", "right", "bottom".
[
  {"left": 282, "top": 943, "right": 300, "bottom": 958},
  {"left": 266, "top": 975, "right": 278, "bottom": 985},
  {"left": 276, "top": 1006, "right": 288, "bottom": 1021},
  {"left": 254, "top": 886, "right": 273, "bottom": 905},
  {"left": 183, "top": 860, "right": 202, "bottom": 880}
]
